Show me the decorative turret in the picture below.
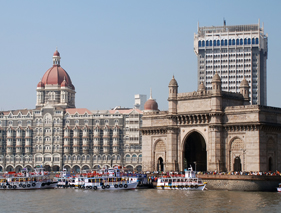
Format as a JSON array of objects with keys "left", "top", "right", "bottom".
[
  {"left": 198, "top": 82, "right": 206, "bottom": 92},
  {"left": 168, "top": 75, "right": 178, "bottom": 114},
  {"left": 211, "top": 72, "right": 222, "bottom": 96},
  {"left": 240, "top": 77, "right": 250, "bottom": 104},
  {"left": 53, "top": 48, "right": 61, "bottom": 65},
  {"left": 211, "top": 72, "right": 222, "bottom": 111}
]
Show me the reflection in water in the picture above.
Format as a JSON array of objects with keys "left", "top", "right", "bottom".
[{"left": 0, "top": 189, "right": 280, "bottom": 213}]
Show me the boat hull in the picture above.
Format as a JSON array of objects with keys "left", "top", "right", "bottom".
[
  {"left": 0, "top": 181, "right": 58, "bottom": 190},
  {"left": 83, "top": 182, "right": 138, "bottom": 190},
  {"left": 157, "top": 184, "right": 206, "bottom": 191}
]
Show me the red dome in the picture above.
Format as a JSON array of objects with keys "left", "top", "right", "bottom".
[
  {"left": 53, "top": 50, "right": 60, "bottom": 56},
  {"left": 37, "top": 81, "right": 44, "bottom": 88},
  {"left": 144, "top": 99, "right": 158, "bottom": 111},
  {"left": 41, "top": 65, "right": 74, "bottom": 89},
  {"left": 61, "top": 79, "right": 67, "bottom": 87}
]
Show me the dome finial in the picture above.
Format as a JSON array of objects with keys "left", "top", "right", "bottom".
[{"left": 150, "top": 88, "right": 152, "bottom": 99}]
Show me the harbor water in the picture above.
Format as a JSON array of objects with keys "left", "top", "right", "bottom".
[{"left": 0, "top": 189, "right": 281, "bottom": 212}]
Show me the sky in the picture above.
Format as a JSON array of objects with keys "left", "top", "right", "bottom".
[{"left": 0, "top": 0, "right": 281, "bottom": 111}]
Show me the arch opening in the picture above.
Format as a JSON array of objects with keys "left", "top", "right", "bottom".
[
  {"left": 269, "top": 157, "right": 272, "bottom": 171},
  {"left": 183, "top": 132, "right": 206, "bottom": 171},
  {"left": 234, "top": 156, "right": 241, "bottom": 171},
  {"left": 157, "top": 157, "right": 164, "bottom": 172}
]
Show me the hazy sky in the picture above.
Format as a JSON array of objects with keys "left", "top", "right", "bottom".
[{"left": 0, "top": 0, "right": 280, "bottom": 111}]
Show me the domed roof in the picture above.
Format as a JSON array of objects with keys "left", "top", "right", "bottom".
[
  {"left": 53, "top": 50, "right": 60, "bottom": 56},
  {"left": 61, "top": 79, "right": 68, "bottom": 87},
  {"left": 169, "top": 75, "right": 178, "bottom": 87},
  {"left": 40, "top": 51, "right": 74, "bottom": 89},
  {"left": 198, "top": 82, "right": 206, "bottom": 91},
  {"left": 37, "top": 80, "right": 44, "bottom": 88},
  {"left": 212, "top": 72, "right": 221, "bottom": 83},
  {"left": 144, "top": 99, "right": 158, "bottom": 111},
  {"left": 144, "top": 89, "right": 159, "bottom": 111},
  {"left": 41, "top": 66, "right": 74, "bottom": 88},
  {"left": 240, "top": 77, "right": 249, "bottom": 87}
]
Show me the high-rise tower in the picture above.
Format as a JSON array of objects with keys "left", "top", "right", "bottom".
[{"left": 194, "top": 21, "right": 268, "bottom": 105}]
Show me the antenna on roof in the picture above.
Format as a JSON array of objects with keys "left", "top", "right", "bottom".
[{"left": 223, "top": 18, "right": 226, "bottom": 26}]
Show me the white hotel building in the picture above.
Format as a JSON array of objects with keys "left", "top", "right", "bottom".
[
  {"left": 0, "top": 50, "right": 143, "bottom": 172},
  {"left": 194, "top": 21, "right": 268, "bottom": 105}
]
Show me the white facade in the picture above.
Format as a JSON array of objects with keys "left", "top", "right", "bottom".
[{"left": 194, "top": 21, "right": 268, "bottom": 105}]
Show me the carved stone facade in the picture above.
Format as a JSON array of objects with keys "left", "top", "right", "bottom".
[{"left": 141, "top": 74, "right": 281, "bottom": 172}]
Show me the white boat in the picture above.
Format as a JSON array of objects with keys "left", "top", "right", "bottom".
[
  {"left": 84, "top": 176, "right": 138, "bottom": 190},
  {"left": 0, "top": 168, "right": 57, "bottom": 190},
  {"left": 55, "top": 169, "right": 76, "bottom": 188},
  {"left": 74, "top": 167, "right": 138, "bottom": 190},
  {"left": 277, "top": 183, "right": 281, "bottom": 192},
  {"left": 156, "top": 166, "right": 206, "bottom": 191}
]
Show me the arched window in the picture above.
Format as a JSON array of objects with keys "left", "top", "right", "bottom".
[
  {"left": 252, "top": 38, "right": 255, "bottom": 44},
  {"left": 103, "top": 155, "right": 106, "bottom": 161},
  {"left": 132, "top": 155, "right": 137, "bottom": 162},
  {"left": 224, "top": 39, "right": 227, "bottom": 46},
  {"left": 256, "top": 38, "right": 258, "bottom": 44},
  {"left": 236, "top": 39, "right": 239, "bottom": 45},
  {"left": 206, "top": 40, "right": 209, "bottom": 46},
  {"left": 98, "top": 155, "right": 101, "bottom": 161},
  {"left": 202, "top": 41, "right": 205, "bottom": 47},
  {"left": 198, "top": 41, "right": 202, "bottom": 47},
  {"left": 240, "top": 39, "right": 243, "bottom": 45},
  {"left": 82, "top": 155, "right": 85, "bottom": 161},
  {"left": 139, "top": 154, "right": 142, "bottom": 163},
  {"left": 86, "top": 155, "right": 90, "bottom": 161},
  {"left": 125, "top": 155, "right": 130, "bottom": 162},
  {"left": 209, "top": 40, "right": 212, "bottom": 46},
  {"left": 217, "top": 40, "right": 220, "bottom": 46},
  {"left": 117, "top": 155, "right": 120, "bottom": 160},
  {"left": 214, "top": 40, "right": 216, "bottom": 46},
  {"left": 221, "top": 40, "right": 224, "bottom": 46},
  {"left": 93, "top": 155, "right": 97, "bottom": 161},
  {"left": 232, "top": 39, "right": 235, "bottom": 45},
  {"left": 248, "top": 38, "right": 251, "bottom": 44},
  {"left": 244, "top": 38, "right": 247, "bottom": 45},
  {"left": 63, "top": 156, "right": 66, "bottom": 161}
]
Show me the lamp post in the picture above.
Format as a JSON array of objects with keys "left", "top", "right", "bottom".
[{"left": 194, "top": 161, "right": 197, "bottom": 171}]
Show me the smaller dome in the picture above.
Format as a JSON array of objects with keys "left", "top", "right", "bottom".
[
  {"left": 212, "top": 72, "right": 221, "bottom": 83},
  {"left": 61, "top": 79, "right": 68, "bottom": 87},
  {"left": 240, "top": 78, "right": 249, "bottom": 87},
  {"left": 37, "top": 80, "right": 44, "bottom": 88},
  {"left": 144, "top": 99, "right": 158, "bottom": 111},
  {"left": 198, "top": 82, "right": 206, "bottom": 92},
  {"left": 53, "top": 50, "right": 60, "bottom": 56},
  {"left": 169, "top": 75, "right": 178, "bottom": 87}
]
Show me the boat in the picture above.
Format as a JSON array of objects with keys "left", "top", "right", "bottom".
[
  {"left": 156, "top": 166, "right": 207, "bottom": 191},
  {"left": 55, "top": 169, "right": 76, "bottom": 188},
  {"left": 75, "top": 167, "right": 138, "bottom": 190},
  {"left": 277, "top": 183, "right": 281, "bottom": 192},
  {"left": 0, "top": 168, "right": 57, "bottom": 190}
]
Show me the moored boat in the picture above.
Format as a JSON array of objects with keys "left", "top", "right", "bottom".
[
  {"left": 157, "top": 166, "right": 207, "bottom": 191},
  {"left": 0, "top": 168, "right": 57, "bottom": 190}
]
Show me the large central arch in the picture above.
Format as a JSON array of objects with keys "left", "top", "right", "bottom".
[{"left": 183, "top": 131, "right": 207, "bottom": 171}]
